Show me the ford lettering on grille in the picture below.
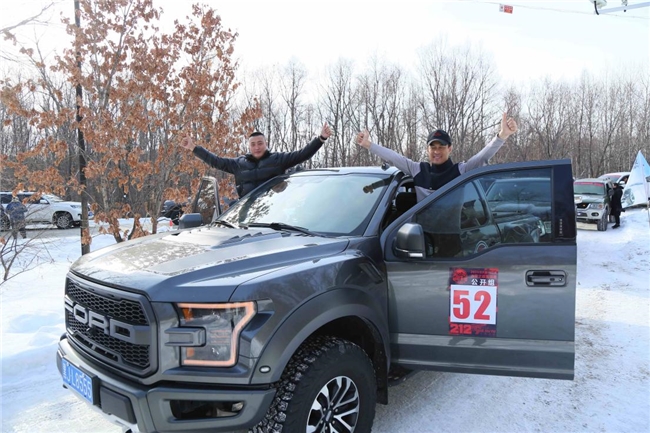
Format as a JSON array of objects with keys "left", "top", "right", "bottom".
[{"left": 65, "top": 297, "right": 150, "bottom": 345}]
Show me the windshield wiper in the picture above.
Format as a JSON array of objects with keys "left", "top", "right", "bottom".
[
  {"left": 243, "top": 222, "right": 317, "bottom": 236},
  {"left": 212, "top": 220, "right": 237, "bottom": 229}
]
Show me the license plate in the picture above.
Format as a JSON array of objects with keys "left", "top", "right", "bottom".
[{"left": 62, "top": 358, "right": 97, "bottom": 405}]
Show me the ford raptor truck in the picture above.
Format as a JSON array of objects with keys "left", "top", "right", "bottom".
[{"left": 57, "top": 159, "right": 577, "bottom": 433}]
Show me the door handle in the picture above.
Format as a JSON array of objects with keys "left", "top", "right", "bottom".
[{"left": 526, "top": 270, "right": 567, "bottom": 287}]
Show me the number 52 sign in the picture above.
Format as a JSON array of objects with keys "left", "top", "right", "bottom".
[
  {"left": 450, "top": 285, "right": 497, "bottom": 324},
  {"left": 449, "top": 267, "right": 498, "bottom": 336}
]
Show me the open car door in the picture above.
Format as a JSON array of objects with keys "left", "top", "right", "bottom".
[
  {"left": 383, "top": 159, "right": 577, "bottom": 380},
  {"left": 179, "top": 176, "right": 221, "bottom": 228}
]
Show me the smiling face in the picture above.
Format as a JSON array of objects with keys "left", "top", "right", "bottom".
[
  {"left": 427, "top": 142, "right": 452, "bottom": 165},
  {"left": 248, "top": 134, "right": 268, "bottom": 159}
]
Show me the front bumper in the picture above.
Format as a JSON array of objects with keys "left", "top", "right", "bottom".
[
  {"left": 57, "top": 338, "right": 275, "bottom": 433},
  {"left": 575, "top": 207, "right": 605, "bottom": 223}
]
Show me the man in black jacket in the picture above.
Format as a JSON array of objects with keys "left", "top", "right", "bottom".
[
  {"left": 181, "top": 123, "right": 332, "bottom": 197},
  {"left": 610, "top": 181, "right": 623, "bottom": 228}
]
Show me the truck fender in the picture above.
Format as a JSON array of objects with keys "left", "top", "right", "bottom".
[{"left": 250, "top": 288, "right": 389, "bottom": 385}]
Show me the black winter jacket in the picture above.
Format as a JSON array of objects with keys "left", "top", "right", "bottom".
[
  {"left": 193, "top": 137, "right": 324, "bottom": 197},
  {"left": 610, "top": 187, "right": 623, "bottom": 215}
]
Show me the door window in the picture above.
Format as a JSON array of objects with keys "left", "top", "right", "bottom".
[
  {"left": 414, "top": 168, "right": 553, "bottom": 259},
  {"left": 482, "top": 169, "right": 553, "bottom": 242}
]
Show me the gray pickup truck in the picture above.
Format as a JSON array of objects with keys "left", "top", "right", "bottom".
[{"left": 57, "top": 159, "right": 577, "bottom": 433}]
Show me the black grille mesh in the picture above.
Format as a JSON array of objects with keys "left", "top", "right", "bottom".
[
  {"left": 66, "top": 281, "right": 148, "bottom": 325},
  {"left": 65, "top": 279, "right": 151, "bottom": 371}
]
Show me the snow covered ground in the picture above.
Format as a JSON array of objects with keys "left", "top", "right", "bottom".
[{"left": 1, "top": 211, "right": 649, "bottom": 433}]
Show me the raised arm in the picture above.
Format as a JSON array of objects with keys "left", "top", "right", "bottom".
[
  {"left": 277, "top": 122, "right": 332, "bottom": 169},
  {"left": 460, "top": 113, "right": 518, "bottom": 174},
  {"left": 180, "top": 136, "right": 239, "bottom": 174},
  {"left": 355, "top": 130, "right": 422, "bottom": 177}
]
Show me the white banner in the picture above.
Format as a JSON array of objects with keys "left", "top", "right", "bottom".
[{"left": 622, "top": 151, "right": 650, "bottom": 209}]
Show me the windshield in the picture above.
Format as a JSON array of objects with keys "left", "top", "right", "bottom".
[
  {"left": 219, "top": 173, "right": 391, "bottom": 236},
  {"left": 574, "top": 182, "right": 606, "bottom": 195}
]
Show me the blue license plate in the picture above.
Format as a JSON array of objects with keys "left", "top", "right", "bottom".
[{"left": 61, "top": 358, "right": 97, "bottom": 405}]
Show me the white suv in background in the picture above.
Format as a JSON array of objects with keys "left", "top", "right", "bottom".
[
  {"left": 598, "top": 172, "right": 630, "bottom": 186},
  {"left": 0, "top": 192, "right": 92, "bottom": 229}
]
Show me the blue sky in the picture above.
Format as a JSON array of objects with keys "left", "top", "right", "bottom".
[{"left": 1, "top": 0, "right": 648, "bottom": 83}]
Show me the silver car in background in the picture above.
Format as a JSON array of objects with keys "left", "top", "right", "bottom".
[{"left": 573, "top": 178, "right": 614, "bottom": 231}]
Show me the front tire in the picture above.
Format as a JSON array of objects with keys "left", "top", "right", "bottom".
[
  {"left": 251, "top": 336, "right": 376, "bottom": 433},
  {"left": 597, "top": 213, "right": 608, "bottom": 231},
  {"left": 54, "top": 212, "right": 73, "bottom": 229}
]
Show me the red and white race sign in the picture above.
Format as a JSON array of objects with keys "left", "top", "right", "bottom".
[{"left": 449, "top": 284, "right": 497, "bottom": 325}]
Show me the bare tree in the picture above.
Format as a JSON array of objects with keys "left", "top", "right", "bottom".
[
  {"left": 526, "top": 78, "right": 573, "bottom": 161},
  {"left": 317, "top": 59, "right": 358, "bottom": 167},
  {"left": 416, "top": 39, "right": 499, "bottom": 162},
  {"left": 0, "top": 1, "right": 58, "bottom": 63}
]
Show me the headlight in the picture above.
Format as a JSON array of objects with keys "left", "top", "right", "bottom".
[
  {"left": 176, "top": 302, "right": 256, "bottom": 367},
  {"left": 69, "top": 204, "right": 81, "bottom": 209},
  {"left": 587, "top": 203, "right": 604, "bottom": 209}
]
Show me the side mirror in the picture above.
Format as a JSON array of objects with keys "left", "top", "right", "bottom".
[
  {"left": 394, "top": 223, "right": 426, "bottom": 259},
  {"left": 178, "top": 213, "right": 203, "bottom": 229}
]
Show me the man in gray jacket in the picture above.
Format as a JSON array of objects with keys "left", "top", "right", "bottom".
[{"left": 356, "top": 113, "right": 518, "bottom": 202}]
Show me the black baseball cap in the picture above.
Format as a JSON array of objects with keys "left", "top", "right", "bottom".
[{"left": 427, "top": 129, "right": 451, "bottom": 146}]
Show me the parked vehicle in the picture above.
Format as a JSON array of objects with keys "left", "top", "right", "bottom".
[
  {"left": 598, "top": 171, "right": 630, "bottom": 186},
  {"left": 622, "top": 187, "right": 636, "bottom": 208},
  {"left": 484, "top": 176, "right": 552, "bottom": 239},
  {"left": 0, "top": 192, "right": 93, "bottom": 229},
  {"left": 159, "top": 199, "right": 186, "bottom": 225},
  {"left": 57, "top": 160, "right": 577, "bottom": 433},
  {"left": 573, "top": 178, "right": 614, "bottom": 231}
]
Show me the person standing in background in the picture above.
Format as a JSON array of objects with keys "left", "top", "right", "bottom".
[
  {"left": 6, "top": 196, "right": 27, "bottom": 239},
  {"left": 610, "top": 182, "right": 623, "bottom": 229}
]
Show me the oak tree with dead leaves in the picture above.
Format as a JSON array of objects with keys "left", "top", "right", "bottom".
[{"left": 1, "top": 0, "right": 259, "bottom": 247}]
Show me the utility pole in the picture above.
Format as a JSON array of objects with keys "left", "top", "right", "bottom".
[{"left": 74, "top": 0, "right": 90, "bottom": 255}]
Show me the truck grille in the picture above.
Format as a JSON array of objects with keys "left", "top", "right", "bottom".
[{"left": 65, "top": 278, "right": 156, "bottom": 376}]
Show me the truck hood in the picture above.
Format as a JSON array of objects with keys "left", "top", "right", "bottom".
[
  {"left": 574, "top": 194, "right": 605, "bottom": 204},
  {"left": 71, "top": 227, "right": 349, "bottom": 302}
]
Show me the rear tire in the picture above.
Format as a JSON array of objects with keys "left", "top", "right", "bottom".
[{"left": 251, "top": 336, "right": 376, "bottom": 433}]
